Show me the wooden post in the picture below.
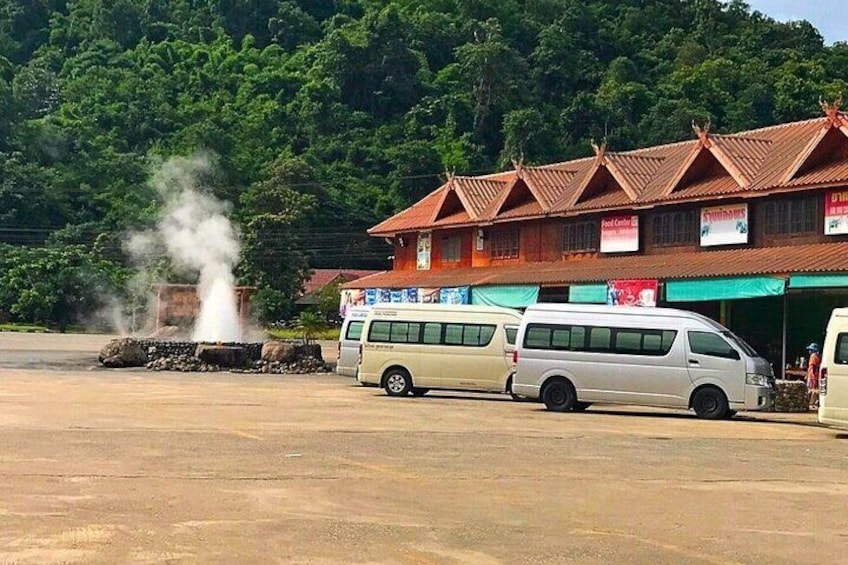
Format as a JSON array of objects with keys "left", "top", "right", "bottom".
[{"left": 781, "top": 292, "right": 788, "bottom": 380}]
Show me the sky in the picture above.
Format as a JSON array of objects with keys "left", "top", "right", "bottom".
[{"left": 745, "top": 0, "right": 847, "bottom": 44}]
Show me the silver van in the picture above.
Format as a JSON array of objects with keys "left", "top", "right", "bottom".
[
  {"left": 513, "top": 304, "right": 775, "bottom": 419},
  {"left": 818, "top": 307, "right": 848, "bottom": 430},
  {"left": 336, "top": 306, "right": 370, "bottom": 378}
]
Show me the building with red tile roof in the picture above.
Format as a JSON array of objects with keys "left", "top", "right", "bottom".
[{"left": 344, "top": 105, "right": 848, "bottom": 374}]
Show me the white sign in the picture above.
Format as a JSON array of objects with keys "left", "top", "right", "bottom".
[
  {"left": 416, "top": 232, "right": 431, "bottom": 270},
  {"left": 600, "top": 215, "right": 639, "bottom": 253},
  {"left": 825, "top": 190, "right": 848, "bottom": 235},
  {"left": 700, "top": 204, "right": 748, "bottom": 247}
]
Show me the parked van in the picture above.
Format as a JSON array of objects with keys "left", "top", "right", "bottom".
[
  {"left": 336, "top": 306, "right": 370, "bottom": 377},
  {"left": 818, "top": 308, "right": 848, "bottom": 430},
  {"left": 513, "top": 304, "right": 775, "bottom": 419},
  {"left": 358, "top": 303, "right": 522, "bottom": 397}
]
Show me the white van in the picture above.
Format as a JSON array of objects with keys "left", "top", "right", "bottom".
[
  {"left": 358, "top": 303, "right": 522, "bottom": 397},
  {"left": 818, "top": 308, "right": 848, "bottom": 430},
  {"left": 512, "top": 304, "right": 775, "bottom": 419},
  {"left": 336, "top": 306, "right": 370, "bottom": 378}
]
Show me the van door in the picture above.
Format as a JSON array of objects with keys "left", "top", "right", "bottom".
[
  {"left": 440, "top": 323, "right": 508, "bottom": 392},
  {"left": 337, "top": 319, "right": 364, "bottom": 377},
  {"left": 685, "top": 331, "right": 745, "bottom": 403},
  {"left": 820, "top": 331, "right": 848, "bottom": 426}
]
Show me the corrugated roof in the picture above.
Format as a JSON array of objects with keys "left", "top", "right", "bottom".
[
  {"left": 370, "top": 114, "right": 848, "bottom": 235},
  {"left": 343, "top": 242, "right": 848, "bottom": 289}
]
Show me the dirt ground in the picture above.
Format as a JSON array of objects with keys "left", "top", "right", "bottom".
[{"left": 0, "top": 333, "right": 847, "bottom": 564}]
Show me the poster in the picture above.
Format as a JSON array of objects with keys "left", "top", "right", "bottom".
[
  {"left": 390, "top": 289, "right": 403, "bottom": 303},
  {"left": 439, "top": 286, "right": 470, "bottom": 305},
  {"left": 402, "top": 288, "right": 419, "bottom": 303},
  {"left": 825, "top": 189, "right": 848, "bottom": 235},
  {"left": 417, "top": 232, "right": 431, "bottom": 270},
  {"left": 418, "top": 288, "right": 440, "bottom": 303},
  {"left": 600, "top": 215, "right": 639, "bottom": 253},
  {"left": 338, "top": 289, "right": 366, "bottom": 318},
  {"left": 365, "top": 288, "right": 378, "bottom": 305},
  {"left": 606, "top": 279, "right": 658, "bottom": 307},
  {"left": 700, "top": 204, "right": 748, "bottom": 246},
  {"left": 378, "top": 289, "right": 391, "bottom": 303}
]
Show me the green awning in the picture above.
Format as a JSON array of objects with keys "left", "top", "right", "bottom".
[
  {"left": 471, "top": 285, "right": 539, "bottom": 308},
  {"left": 569, "top": 283, "right": 607, "bottom": 304},
  {"left": 789, "top": 274, "right": 848, "bottom": 289},
  {"left": 666, "top": 277, "right": 785, "bottom": 302}
]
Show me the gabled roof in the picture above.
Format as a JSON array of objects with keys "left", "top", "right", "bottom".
[
  {"left": 783, "top": 105, "right": 848, "bottom": 185},
  {"left": 564, "top": 143, "right": 639, "bottom": 209},
  {"left": 485, "top": 164, "right": 554, "bottom": 220}
]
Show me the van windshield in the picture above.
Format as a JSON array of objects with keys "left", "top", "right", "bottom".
[{"left": 721, "top": 331, "right": 758, "bottom": 357}]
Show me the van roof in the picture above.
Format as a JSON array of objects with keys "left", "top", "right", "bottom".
[
  {"left": 525, "top": 303, "right": 725, "bottom": 329},
  {"left": 831, "top": 307, "right": 848, "bottom": 318},
  {"left": 370, "top": 303, "right": 521, "bottom": 316}
]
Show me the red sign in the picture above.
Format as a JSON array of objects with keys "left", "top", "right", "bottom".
[
  {"left": 607, "top": 279, "right": 658, "bottom": 307},
  {"left": 825, "top": 190, "right": 848, "bottom": 235}
]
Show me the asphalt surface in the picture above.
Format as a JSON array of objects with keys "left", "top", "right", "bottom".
[{"left": 0, "top": 333, "right": 846, "bottom": 564}]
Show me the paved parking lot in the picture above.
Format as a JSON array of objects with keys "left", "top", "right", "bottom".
[{"left": 1, "top": 334, "right": 847, "bottom": 564}]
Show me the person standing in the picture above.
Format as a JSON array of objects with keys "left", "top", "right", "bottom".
[{"left": 806, "top": 343, "right": 822, "bottom": 410}]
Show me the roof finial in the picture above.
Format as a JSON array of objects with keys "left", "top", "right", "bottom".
[
  {"left": 511, "top": 155, "right": 525, "bottom": 173},
  {"left": 692, "top": 118, "right": 712, "bottom": 146},
  {"left": 820, "top": 94, "right": 843, "bottom": 125},
  {"left": 590, "top": 138, "right": 606, "bottom": 160}
]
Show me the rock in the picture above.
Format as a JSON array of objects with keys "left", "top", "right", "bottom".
[
  {"left": 295, "top": 343, "right": 324, "bottom": 362},
  {"left": 147, "top": 325, "right": 185, "bottom": 340},
  {"left": 99, "top": 338, "right": 148, "bottom": 368},
  {"left": 261, "top": 341, "right": 297, "bottom": 363},
  {"left": 195, "top": 344, "right": 248, "bottom": 368},
  {"left": 774, "top": 380, "right": 810, "bottom": 412}
]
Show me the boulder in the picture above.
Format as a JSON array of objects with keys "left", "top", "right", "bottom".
[
  {"left": 99, "top": 338, "right": 148, "bottom": 368},
  {"left": 195, "top": 344, "right": 248, "bottom": 367},
  {"left": 261, "top": 341, "right": 297, "bottom": 363},
  {"left": 147, "top": 325, "right": 184, "bottom": 340},
  {"left": 295, "top": 343, "right": 324, "bottom": 362}
]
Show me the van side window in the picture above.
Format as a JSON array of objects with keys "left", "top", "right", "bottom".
[
  {"left": 504, "top": 325, "right": 518, "bottom": 345},
  {"left": 523, "top": 324, "right": 675, "bottom": 356},
  {"left": 836, "top": 334, "right": 848, "bottom": 364},
  {"left": 589, "top": 327, "right": 611, "bottom": 351},
  {"left": 390, "top": 322, "right": 421, "bottom": 343},
  {"left": 526, "top": 326, "right": 551, "bottom": 348},
  {"left": 422, "top": 323, "right": 442, "bottom": 344},
  {"left": 688, "top": 331, "right": 738, "bottom": 359},
  {"left": 369, "top": 321, "right": 392, "bottom": 342},
  {"left": 346, "top": 321, "right": 364, "bottom": 341},
  {"left": 445, "top": 324, "right": 464, "bottom": 345}
]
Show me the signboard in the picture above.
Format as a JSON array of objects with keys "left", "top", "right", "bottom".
[
  {"left": 700, "top": 204, "right": 748, "bottom": 246},
  {"left": 418, "top": 288, "right": 440, "bottom": 303},
  {"left": 339, "top": 289, "right": 365, "bottom": 317},
  {"left": 825, "top": 190, "right": 848, "bottom": 235},
  {"left": 416, "top": 232, "right": 431, "bottom": 270},
  {"left": 606, "top": 279, "right": 658, "bottom": 307},
  {"left": 600, "top": 215, "right": 639, "bottom": 253},
  {"left": 439, "top": 286, "right": 470, "bottom": 305}
]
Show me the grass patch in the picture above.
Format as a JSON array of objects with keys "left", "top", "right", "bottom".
[
  {"left": 265, "top": 327, "right": 341, "bottom": 340},
  {"left": 0, "top": 323, "right": 51, "bottom": 333}
]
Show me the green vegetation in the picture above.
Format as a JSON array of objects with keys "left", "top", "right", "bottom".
[
  {"left": 1, "top": 0, "right": 847, "bottom": 327},
  {"left": 265, "top": 327, "right": 340, "bottom": 341},
  {"left": 0, "top": 323, "right": 51, "bottom": 333}
]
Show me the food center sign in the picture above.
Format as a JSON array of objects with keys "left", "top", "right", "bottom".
[
  {"left": 700, "top": 204, "right": 748, "bottom": 247},
  {"left": 825, "top": 190, "right": 848, "bottom": 235},
  {"left": 600, "top": 215, "right": 639, "bottom": 253}
]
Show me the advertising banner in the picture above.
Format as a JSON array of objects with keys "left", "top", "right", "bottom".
[
  {"left": 700, "top": 204, "right": 749, "bottom": 246},
  {"left": 338, "top": 289, "right": 366, "bottom": 318},
  {"left": 378, "top": 288, "right": 391, "bottom": 303},
  {"left": 606, "top": 279, "right": 658, "bottom": 307},
  {"left": 825, "top": 189, "right": 848, "bottom": 235},
  {"left": 390, "top": 289, "right": 403, "bottom": 303},
  {"left": 365, "top": 288, "right": 378, "bottom": 305},
  {"left": 600, "top": 215, "right": 639, "bottom": 253},
  {"left": 402, "top": 288, "right": 418, "bottom": 303},
  {"left": 439, "top": 286, "right": 470, "bottom": 305},
  {"left": 418, "top": 288, "right": 440, "bottom": 303},
  {"left": 417, "top": 232, "right": 431, "bottom": 270}
]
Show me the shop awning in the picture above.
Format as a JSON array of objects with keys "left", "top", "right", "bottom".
[
  {"left": 568, "top": 284, "right": 607, "bottom": 304},
  {"left": 471, "top": 285, "right": 539, "bottom": 308},
  {"left": 788, "top": 274, "right": 848, "bottom": 289},
  {"left": 666, "top": 276, "right": 785, "bottom": 302}
]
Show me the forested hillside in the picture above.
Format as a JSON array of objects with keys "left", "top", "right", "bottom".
[{"left": 1, "top": 0, "right": 847, "bottom": 326}]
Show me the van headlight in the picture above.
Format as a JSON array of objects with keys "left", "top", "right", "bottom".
[{"left": 746, "top": 373, "right": 768, "bottom": 386}]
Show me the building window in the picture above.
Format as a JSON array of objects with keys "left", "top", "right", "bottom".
[
  {"left": 762, "top": 196, "right": 820, "bottom": 236},
  {"left": 441, "top": 235, "right": 462, "bottom": 263},
  {"left": 563, "top": 220, "right": 599, "bottom": 253},
  {"left": 652, "top": 210, "right": 697, "bottom": 246},
  {"left": 491, "top": 228, "right": 520, "bottom": 259}
]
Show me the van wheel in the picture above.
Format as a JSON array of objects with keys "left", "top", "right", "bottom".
[
  {"left": 384, "top": 369, "right": 412, "bottom": 397},
  {"left": 573, "top": 402, "right": 592, "bottom": 412},
  {"left": 507, "top": 376, "right": 524, "bottom": 401},
  {"left": 724, "top": 410, "right": 737, "bottom": 419},
  {"left": 542, "top": 378, "right": 577, "bottom": 412},
  {"left": 692, "top": 387, "right": 729, "bottom": 420},
  {"left": 411, "top": 388, "right": 429, "bottom": 397}
]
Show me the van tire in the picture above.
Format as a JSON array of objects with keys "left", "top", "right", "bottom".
[
  {"left": 411, "top": 388, "right": 429, "bottom": 397},
  {"left": 542, "top": 378, "right": 577, "bottom": 412},
  {"left": 383, "top": 368, "right": 412, "bottom": 397},
  {"left": 506, "top": 375, "right": 524, "bottom": 401},
  {"left": 573, "top": 402, "right": 592, "bottom": 412},
  {"left": 692, "top": 386, "right": 729, "bottom": 419}
]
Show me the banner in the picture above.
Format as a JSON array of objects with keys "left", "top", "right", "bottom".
[
  {"left": 600, "top": 215, "right": 639, "bottom": 253},
  {"left": 339, "top": 289, "right": 366, "bottom": 318},
  {"left": 402, "top": 288, "right": 418, "bottom": 303},
  {"left": 700, "top": 204, "right": 748, "bottom": 246},
  {"left": 418, "top": 288, "right": 440, "bottom": 303},
  {"left": 825, "top": 189, "right": 848, "bottom": 235},
  {"left": 378, "top": 288, "right": 391, "bottom": 303},
  {"left": 417, "top": 232, "right": 431, "bottom": 270},
  {"left": 607, "top": 279, "right": 658, "bottom": 307},
  {"left": 439, "top": 286, "right": 470, "bottom": 305},
  {"left": 390, "top": 289, "right": 403, "bottom": 303},
  {"left": 365, "top": 288, "right": 378, "bottom": 305}
]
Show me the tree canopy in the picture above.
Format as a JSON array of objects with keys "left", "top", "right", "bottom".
[{"left": 1, "top": 0, "right": 846, "bottom": 326}]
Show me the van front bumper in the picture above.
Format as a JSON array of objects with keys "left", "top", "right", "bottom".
[{"left": 735, "top": 385, "right": 775, "bottom": 411}]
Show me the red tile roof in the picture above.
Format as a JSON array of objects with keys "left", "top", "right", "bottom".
[
  {"left": 342, "top": 242, "right": 848, "bottom": 289},
  {"left": 369, "top": 114, "right": 848, "bottom": 235},
  {"left": 303, "top": 269, "right": 379, "bottom": 295}
]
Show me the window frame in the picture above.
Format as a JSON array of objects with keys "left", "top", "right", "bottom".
[
  {"left": 835, "top": 333, "right": 848, "bottom": 365},
  {"left": 762, "top": 195, "right": 821, "bottom": 237},
  {"left": 651, "top": 210, "right": 697, "bottom": 247},
  {"left": 345, "top": 321, "right": 364, "bottom": 341},
  {"left": 562, "top": 219, "right": 599, "bottom": 253},
  {"left": 687, "top": 331, "right": 741, "bottom": 360},
  {"left": 522, "top": 323, "right": 677, "bottom": 357},
  {"left": 441, "top": 235, "right": 462, "bottom": 263},
  {"left": 491, "top": 227, "right": 520, "bottom": 259},
  {"left": 367, "top": 320, "right": 497, "bottom": 348}
]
